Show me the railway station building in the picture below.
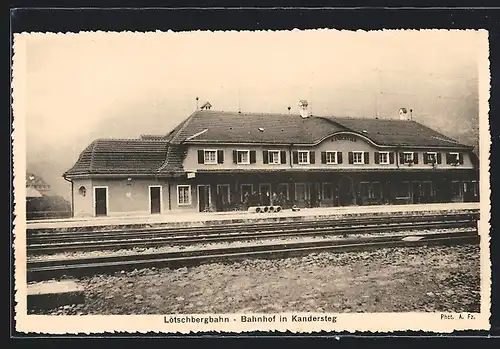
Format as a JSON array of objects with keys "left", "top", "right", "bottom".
[{"left": 63, "top": 104, "right": 479, "bottom": 217}]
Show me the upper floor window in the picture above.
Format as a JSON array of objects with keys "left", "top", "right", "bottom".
[
  {"left": 353, "top": 151, "right": 364, "bottom": 164},
  {"left": 446, "top": 152, "right": 463, "bottom": 165},
  {"left": 204, "top": 150, "right": 217, "bottom": 164},
  {"left": 348, "top": 151, "right": 369, "bottom": 165},
  {"left": 292, "top": 150, "right": 315, "bottom": 165},
  {"left": 236, "top": 150, "right": 250, "bottom": 164},
  {"left": 378, "top": 151, "right": 389, "bottom": 165},
  {"left": 326, "top": 151, "right": 337, "bottom": 164},
  {"left": 268, "top": 150, "right": 280, "bottom": 164},
  {"left": 403, "top": 152, "right": 414, "bottom": 164},
  {"left": 425, "top": 152, "right": 437, "bottom": 165},
  {"left": 298, "top": 151, "right": 310, "bottom": 164},
  {"left": 198, "top": 149, "right": 224, "bottom": 164}
]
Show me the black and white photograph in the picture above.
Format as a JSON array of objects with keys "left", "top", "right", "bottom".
[{"left": 13, "top": 27, "right": 490, "bottom": 333}]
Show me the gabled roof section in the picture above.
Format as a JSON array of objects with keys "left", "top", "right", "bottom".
[
  {"left": 64, "top": 139, "right": 170, "bottom": 177},
  {"left": 169, "top": 110, "right": 346, "bottom": 145},
  {"left": 320, "top": 116, "right": 473, "bottom": 148},
  {"left": 165, "top": 110, "right": 472, "bottom": 149}
]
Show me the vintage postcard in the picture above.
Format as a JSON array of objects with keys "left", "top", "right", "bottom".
[{"left": 12, "top": 28, "right": 491, "bottom": 334}]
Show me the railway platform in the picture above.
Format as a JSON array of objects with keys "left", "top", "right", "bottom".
[{"left": 25, "top": 202, "right": 480, "bottom": 231}]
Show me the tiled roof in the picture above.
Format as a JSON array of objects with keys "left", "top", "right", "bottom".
[
  {"left": 65, "top": 109, "right": 474, "bottom": 178},
  {"left": 64, "top": 139, "right": 170, "bottom": 176},
  {"left": 320, "top": 116, "right": 471, "bottom": 148},
  {"left": 170, "top": 110, "right": 472, "bottom": 149},
  {"left": 169, "top": 110, "right": 345, "bottom": 144}
]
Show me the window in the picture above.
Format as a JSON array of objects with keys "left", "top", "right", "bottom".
[
  {"left": 277, "top": 183, "right": 289, "bottom": 200},
  {"left": 298, "top": 151, "right": 310, "bottom": 164},
  {"left": 379, "top": 152, "right": 389, "bottom": 165},
  {"left": 403, "top": 152, "right": 414, "bottom": 164},
  {"left": 268, "top": 150, "right": 280, "bottom": 164},
  {"left": 177, "top": 185, "right": 191, "bottom": 206},
  {"left": 322, "top": 183, "right": 334, "bottom": 200},
  {"left": 204, "top": 150, "right": 217, "bottom": 164},
  {"left": 326, "top": 151, "right": 337, "bottom": 164},
  {"left": 240, "top": 184, "right": 253, "bottom": 202},
  {"left": 448, "top": 152, "right": 459, "bottom": 164},
  {"left": 295, "top": 183, "right": 307, "bottom": 201},
  {"left": 236, "top": 150, "right": 250, "bottom": 164},
  {"left": 353, "top": 151, "right": 364, "bottom": 164},
  {"left": 396, "top": 181, "right": 410, "bottom": 198},
  {"left": 425, "top": 152, "right": 437, "bottom": 165},
  {"left": 451, "top": 181, "right": 461, "bottom": 196}
]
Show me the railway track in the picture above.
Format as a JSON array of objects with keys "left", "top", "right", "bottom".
[
  {"left": 27, "top": 212, "right": 479, "bottom": 255},
  {"left": 27, "top": 228, "right": 479, "bottom": 282}
]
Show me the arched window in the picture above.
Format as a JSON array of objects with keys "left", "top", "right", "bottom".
[{"left": 78, "top": 186, "right": 87, "bottom": 197}]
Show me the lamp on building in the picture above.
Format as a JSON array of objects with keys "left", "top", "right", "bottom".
[{"left": 127, "top": 177, "right": 132, "bottom": 186}]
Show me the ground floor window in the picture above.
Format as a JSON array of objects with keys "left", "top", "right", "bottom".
[
  {"left": 277, "top": 183, "right": 289, "bottom": 200},
  {"left": 322, "top": 183, "right": 334, "bottom": 200},
  {"left": 177, "top": 185, "right": 191, "bottom": 205},
  {"left": 216, "top": 184, "right": 231, "bottom": 204},
  {"left": 360, "top": 182, "right": 381, "bottom": 199},
  {"left": 241, "top": 184, "right": 253, "bottom": 202},
  {"left": 295, "top": 183, "right": 307, "bottom": 201},
  {"left": 395, "top": 181, "right": 410, "bottom": 198}
]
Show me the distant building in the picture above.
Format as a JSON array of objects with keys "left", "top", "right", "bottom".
[
  {"left": 64, "top": 104, "right": 479, "bottom": 218},
  {"left": 26, "top": 172, "right": 71, "bottom": 220},
  {"left": 26, "top": 172, "right": 51, "bottom": 196}
]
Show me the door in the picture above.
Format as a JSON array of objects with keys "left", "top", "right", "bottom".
[
  {"left": 216, "top": 184, "right": 230, "bottom": 211},
  {"left": 309, "top": 183, "right": 319, "bottom": 207},
  {"left": 295, "top": 183, "right": 308, "bottom": 207},
  {"left": 338, "top": 177, "right": 355, "bottom": 206},
  {"left": 259, "top": 184, "right": 271, "bottom": 206},
  {"left": 94, "top": 187, "right": 108, "bottom": 216},
  {"left": 149, "top": 186, "right": 161, "bottom": 214},
  {"left": 412, "top": 181, "right": 421, "bottom": 204},
  {"left": 422, "top": 181, "right": 433, "bottom": 203},
  {"left": 198, "top": 185, "right": 211, "bottom": 212}
]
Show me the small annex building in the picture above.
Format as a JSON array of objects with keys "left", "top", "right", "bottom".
[{"left": 63, "top": 107, "right": 479, "bottom": 218}]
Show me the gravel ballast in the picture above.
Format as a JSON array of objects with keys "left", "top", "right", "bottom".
[{"left": 29, "top": 244, "right": 481, "bottom": 315}]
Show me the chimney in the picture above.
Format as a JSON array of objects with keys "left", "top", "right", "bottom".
[
  {"left": 399, "top": 107, "right": 409, "bottom": 121},
  {"left": 299, "top": 100, "right": 309, "bottom": 118}
]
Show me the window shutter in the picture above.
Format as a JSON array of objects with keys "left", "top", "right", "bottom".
[
  {"left": 364, "top": 152, "right": 369, "bottom": 164},
  {"left": 250, "top": 150, "right": 256, "bottom": 164},
  {"left": 446, "top": 153, "right": 451, "bottom": 164},
  {"left": 423, "top": 153, "right": 428, "bottom": 164},
  {"left": 437, "top": 153, "right": 442, "bottom": 164},
  {"left": 389, "top": 152, "right": 394, "bottom": 164},
  {"left": 217, "top": 150, "right": 224, "bottom": 164},
  {"left": 233, "top": 150, "right": 237, "bottom": 164},
  {"left": 399, "top": 152, "right": 405, "bottom": 164},
  {"left": 337, "top": 152, "right": 343, "bottom": 164},
  {"left": 197, "top": 150, "right": 204, "bottom": 164},
  {"left": 293, "top": 151, "right": 299, "bottom": 164},
  {"left": 280, "top": 150, "right": 287, "bottom": 164},
  {"left": 310, "top": 151, "right": 315, "bottom": 164},
  {"left": 321, "top": 151, "right": 327, "bottom": 164},
  {"left": 413, "top": 152, "right": 418, "bottom": 164},
  {"left": 348, "top": 152, "right": 354, "bottom": 164},
  {"left": 374, "top": 152, "right": 380, "bottom": 164},
  {"left": 263, "top": 150, "right": 269, "bottom": 164},
  {"left": 459, "top": 153, "right": 464, "bottom": 164}
]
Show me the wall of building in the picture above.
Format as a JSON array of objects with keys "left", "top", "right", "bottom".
[
  {"left": 183, "top": 133, "right": 475, "bottom": 172},
  {"left": 72, "top": 178, "right": 170, "bottom": 217},
  {"left": 72, "top": 179, "right": 93, "bottom": 217}
]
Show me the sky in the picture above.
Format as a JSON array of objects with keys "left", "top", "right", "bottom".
[{"left": 14, "top": 29, "right": 487, "bottom": 200}]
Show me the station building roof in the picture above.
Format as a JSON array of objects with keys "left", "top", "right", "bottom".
[{"left": 63, "top": 110, "right": 474, "bottom": 178}]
